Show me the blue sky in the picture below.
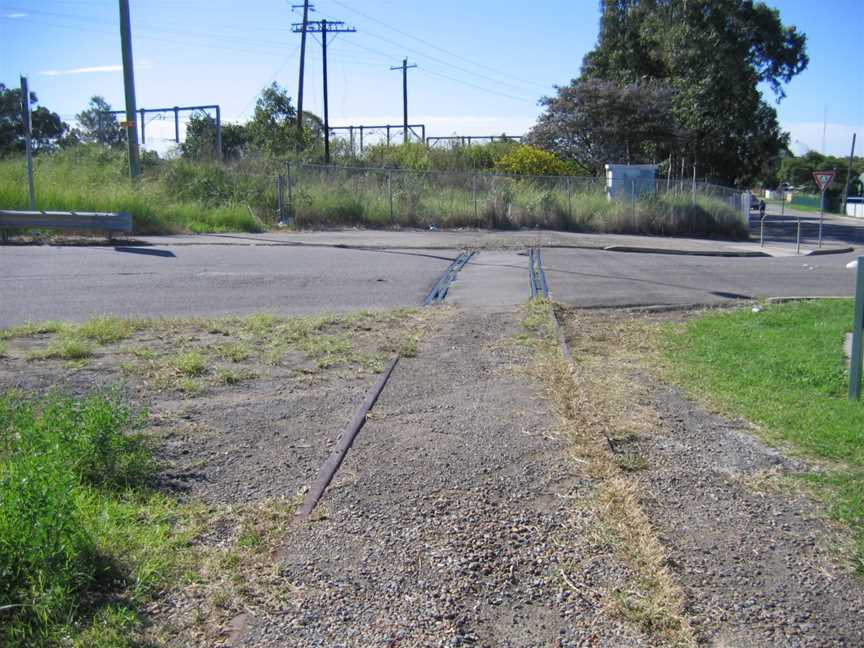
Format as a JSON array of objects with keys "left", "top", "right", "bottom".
[{"left": 1, "top": 0, "right": 862, "bottom": 156}]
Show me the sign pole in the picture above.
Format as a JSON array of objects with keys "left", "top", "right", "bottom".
[
  {"left": 818, "top": 189, "right": 825, "bottom": 248},
  {"left": 20, "top": 75, "right": 35, "bottom": 210},
  {"left": 812, "top": 170, "right": 836, "bottom": 250},
  {"left": 849, "top": 257, "right": 864, "bottom": 400}
]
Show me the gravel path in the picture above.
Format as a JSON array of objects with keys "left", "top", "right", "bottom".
[
  {"left": 633, "top": 382, "right": 864, "bottom": 647},
  {"left": 238, "top": 309, "right": 648, "bottom": 647}
]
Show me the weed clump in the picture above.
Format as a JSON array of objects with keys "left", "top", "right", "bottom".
[{"left": 0, "top": 392, "right": 168, "bottom": 645}]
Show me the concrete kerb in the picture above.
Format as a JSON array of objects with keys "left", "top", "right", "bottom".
[{"left": 602, "top": 244, "right": 856, "bottom": 258}]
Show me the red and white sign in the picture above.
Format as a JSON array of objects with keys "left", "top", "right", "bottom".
[{"left": 812, "top": 170, "right": 835, "bottom": 193}]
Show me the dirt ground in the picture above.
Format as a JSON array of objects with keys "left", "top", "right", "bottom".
[{"left": 2, "top": 303, "right": 863, "bottom": 646}]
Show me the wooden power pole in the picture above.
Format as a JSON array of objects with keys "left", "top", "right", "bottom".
[
  {"left": 390, "top": 58, "right": 417, "bottom": 144},
  {"left": 293, "top": 18, "right": 355, "bottom": 163},
  {"left": 293, "top": 1, "right": 313, "bottom": 131},
  {"left": 118, "top": 0, "right": 140, "bottom": 179}
]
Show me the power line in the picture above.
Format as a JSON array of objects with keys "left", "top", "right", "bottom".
[
  {"left": 293, "top": 18, "right": 356, "bottom": 163},
  {"left": 329, "top": 0, "right": 550, "bottom": 92}
]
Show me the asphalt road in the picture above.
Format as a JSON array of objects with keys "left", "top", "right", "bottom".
[
  {"left": 0, "top": 245, "right": 456, "bottom": 327},
  {"left": 541, "top": 248, "right": 860, "bottom": 308},
  {"left": 1, "top": 240, "right": 861, "bottom": 326}
]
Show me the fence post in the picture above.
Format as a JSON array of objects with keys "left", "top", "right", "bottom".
[
  {"left": 473, "top": 174, "right": 478, "bottom": 225},
  {"left": 276, "top": 175, "right": 285, "bottom": 224},
  {"left": 631, "top": 180, "right": 636, "bottom": 226},
  {"left": 388, "top": 173, "right": 394, "bottom": 224},
  {"left": 567, "top": 177, "right": 572, "bottom": 223},
  {"left": 286, "top": 162, "right": 294, "bottom": 225}
]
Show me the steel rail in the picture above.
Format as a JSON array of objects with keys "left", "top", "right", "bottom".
[{"left": 297, "top": 355, "right": 400, "bottom": 518}]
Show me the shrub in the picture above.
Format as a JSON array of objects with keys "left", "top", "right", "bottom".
[{"left": 494, "top": 145, "right": 579, "bottom": 176}]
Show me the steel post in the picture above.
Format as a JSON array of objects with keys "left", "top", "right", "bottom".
[
  {"left": 849, "top": 257, "right": 864, "bottom": 400},
  {"left": 20, "top": 76, "right": 35, "bottom": 209},
  {"left": 215, "top": 105, "right": 222, "bottom": 160},
  {"left": 818, "top": 190, "right": 825, "bottom": 248},
  {"left": 388, "top": 173, "right": 394, "bottom": 224},
  {"left": 276, "top": 175, "right": 285, "bottom": 224},
  {"left": 286, "top": 162, "right": 294, "bottom": 224}
]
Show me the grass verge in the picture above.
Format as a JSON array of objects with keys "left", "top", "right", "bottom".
[
  {"left": 661, "top": 299, "right": 864, "bottom": 572},
  {"left": 0, "top": 391, "right": 301, "bottom": 646}
]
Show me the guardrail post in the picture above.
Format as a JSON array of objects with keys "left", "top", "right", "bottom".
[{"left": 849, "top": 257, "right": 864, "bottom": 400}]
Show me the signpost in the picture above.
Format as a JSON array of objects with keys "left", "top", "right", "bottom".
[
  {"left": 20, "top": 76, "right": 35, "bottom": 210},
  {"left": 849, "top": 257, "right": 864, "bottom": 400},
  {"left": 812, "top": 170, "right": 835, "bottom": 248}
]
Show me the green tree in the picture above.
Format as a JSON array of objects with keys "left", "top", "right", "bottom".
[
  {"left": 181, "top": 112, "right": 248, "bottom": 160},
  {"left": 527, "top": 78, "right": 679, "bottom": 173},
  {"left": 574, "top": 0, "right": 808, "bottom": 185},
  {"left": 246, "top": 82, "right": 309, "bottom": 156},
  {"left": 0, "top": 83, "right": 68, "bottom": 156},
  {"left": 75, "top": 96, "right": 123, "bottom": 147}
]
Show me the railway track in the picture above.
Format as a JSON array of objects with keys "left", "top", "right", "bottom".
[{"left": 297, "top": 249, "right": 477, "bottom": 518}]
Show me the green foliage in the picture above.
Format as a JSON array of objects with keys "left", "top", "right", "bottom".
[
  {"left": 778, "top": 150, "right": 864, "bottom": 209},
  {"left": 246, "top": 82, "right": 310, "bottom": 156},
  {"left": 181, "top": 112, "right": 249, "bottom": 161},
  {"left": 75, "top": 96, "right": 124, "bottom": 148},
  {"left": 494, "top": 145, "right": 579, "bottom": 176},
  {"left": 576, "top": 0, "right": 808, "bottom": 185},
  {"left": 527, "top": 79, "right": 678, "bottom": 173},
  {"left": 0, "top": 145, "right": 266, "bottom": 234},
  {"left": 663, "top": 300, "right": 864, "bottom": 570},
  {"left": 0, "top": 393, "right": 173, "bottom": 645},
  {"left": 0, "top": 82, "right": 69, "bottom": 156}
]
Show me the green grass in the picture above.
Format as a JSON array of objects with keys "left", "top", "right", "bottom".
[
  {"left": 0, "top": 146, "right": 266, "bottom": 235},
  {"left": 0, "top": 392, "right": 194, "bottom": 646},
  {"left": 1, "top": 146, "right": 746, "bottom": 238},
  {"left": 76, "top": 316, "right": 138, "bottom": 344},
  {"left": 169, "top": 351, "right": 207, "bottom": 377},
  {"left": 27, "top": 335, "right": 94, "bottom": 361},
  {"left": 663, "top": 300, "right": 864, "bottom": 571}
]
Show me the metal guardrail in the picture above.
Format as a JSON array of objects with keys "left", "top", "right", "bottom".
[{"left": 0, "top": 210, "right": 132, "bottom": 234}]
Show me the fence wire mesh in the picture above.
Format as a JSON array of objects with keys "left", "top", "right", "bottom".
[{"left": 277, "top": 163, "right": 748, "bottom": 238}]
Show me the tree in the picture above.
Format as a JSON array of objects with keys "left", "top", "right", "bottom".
[
  {"left": 527, "top": 79, "right": 680, "bottom": 173},
  {"left": 76, "top": 96, "right": 123, "bottom": 146},
  {"left": 569, "top": 0, "right": 808, "bottom": 185},
  {"left": 0, "top": 83, "right": 68, "bottom": 156},
  {"left": 246, "top": 82, "right": 309, "bottom": 156},
  {"left": 181, "top": 112, "right": 249, "bottom": 160}
]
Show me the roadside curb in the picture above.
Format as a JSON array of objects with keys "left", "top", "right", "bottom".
[
  {"left": 804, "top": 246, "right": 856, "bottom": 256},
  {"left": 602, "top": 245, "right": 770, "bottom": 258}
]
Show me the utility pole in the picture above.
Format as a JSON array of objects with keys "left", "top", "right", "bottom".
[
  {"left": 390, "top": 58, "right": 417, "bottom": 144},
  {"left": 118, "top": 0, "right": 140, "bottom": 179},
  {"left": 293, "top": 18, "right": 355, "bottom": 164},
  {"left": 842, "top": 133, "right": 857, "bottom": 217},
  {"left": 293, "top": 1, "right": 313, "bottom": 132}
]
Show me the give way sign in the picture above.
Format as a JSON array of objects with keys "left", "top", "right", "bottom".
[{"left": 813, "top": 170, "right": 835, "bottom": 193}]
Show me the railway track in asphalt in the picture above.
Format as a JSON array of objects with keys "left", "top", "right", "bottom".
[
  {"left": 295, "top": 246, "right": 563, "bottom": 518},
  {"left": 296, "top": 249, "right": 478, "bottom": 518}
]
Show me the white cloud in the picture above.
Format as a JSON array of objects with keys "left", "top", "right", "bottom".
[
  {"left": 40, "top": 65, "right": 124, "bottom": 77},
  {"left": 783, "top": 121, "right": 863, "bottom": 157},
  {"left": 5, "top": 12, "right": 27, "bottom": 18}
]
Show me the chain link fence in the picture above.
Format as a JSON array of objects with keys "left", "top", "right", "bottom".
[{"left": 272, "top": 163, "right": 749, "bottom": 238}]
